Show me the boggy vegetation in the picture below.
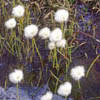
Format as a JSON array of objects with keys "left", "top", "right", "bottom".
[{"left": 0, "top": 0, "right": 100, "bottom": 100}]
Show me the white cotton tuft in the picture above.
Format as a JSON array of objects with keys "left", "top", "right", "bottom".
[
  {"left": 38, "top": 27, "right": 50, "bottom": 39},
  {"left": 56, "top": 39, "right": 66, "bottom": 48},
  {"left": 70, "top": 65, "right": 85, "bottom": 80},
  {"left": 48, "top": 42, "right": 56, "bottom": 50},
  {"left": 57, "top": 81, "right": 72, "bottom": 97},
  {"left": 55, "top": 9, "right": 69, "bottom": 23},
  {"left": 5, "top": 18, "right": 16, "bottom": 29},
  {"left": 12, "top": 5, "right": 25, "bottom": 17},
  {"left": 9, "top": 69, "right": 24, "bottom": 84},
  {"left": 49, "top": 28, "right": 62, "bottom": 42},
  {"left": 24, "top": 24, "right": 38, "bottom": 39},
  {"left": 41, "top": 91, "right": 53, "bottom": 100}
]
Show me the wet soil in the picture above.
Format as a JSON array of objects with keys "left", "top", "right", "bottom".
[{"left": 0, "top": 1, "right": 100, "bottom": 100}]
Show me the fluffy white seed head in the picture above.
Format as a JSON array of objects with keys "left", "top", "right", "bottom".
[
  {"left": 49, "top": 28, "right": 62, "bottom": 42},
  {"left": 41, "top": 91, "right": 53, "bottom": 100},
  {"left": 5, "top": 18, "right": 16, "bottom": 29},
  {"left": 38, "top": 27, "right": 50, "bottom": 39},
  {"left": 55, "top": 9, "right": 69, "bottom": 23},
  {"left": 70, "top": 65, "right": 85, "bottom": 80},
  {"left": 24, "top": 24, "right": 38, "bottom": 39},
  {"left": 56, "top": 39, "right": 66, "bottom": 48},
  {"left": 57, "top": 82, "right": 72, "bottom": 97},
  {"left": 48, "top": 42, "right": 56, "bottom": 50},
  {"left": 9, "top": 69, "right": 24, "bottom": 84},
  {"left": 12, "top": 5, "right": 25, "bottom": 17}
]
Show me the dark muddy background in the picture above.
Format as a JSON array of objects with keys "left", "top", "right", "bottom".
[{"left": 0, "top": 0, "right": 100, "bottom": 100}]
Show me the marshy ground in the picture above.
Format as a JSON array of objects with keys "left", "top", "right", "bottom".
[{"left": 0, "top": 0, "right": 100, "bottom": 100}]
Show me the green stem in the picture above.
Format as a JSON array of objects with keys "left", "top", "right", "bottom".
[
  {"left": 10, "top": 29, "right": 14, "bottom": 55},
  {"left": 33, "top": 39, "right": 43, "bottom": 67},
  {"left": 50, "top": 70, "right": 62, "bottom": 83},
  {"left": 13, "top": 0, "right": 15, "bottom": 7},
  {"left": 78, "top": 80, "right": 81, "bottom": 89},
  {"left": 1, "top": 0, "right": 5, "bottom": 17},
  {"left": 16, "top": 83, "right": 19, "bottom": 100},
  {"left": 87, "top": 96, "right": 100, "bottom": 100},
  {"left": 86, "top": 55, "right": 100, "bottom": 78},
  {"left": 55, "top": 79, "right": 59, "bottom": 94},
  {"left": 54, "top": 48, "right": 59, "bottom": 72},
  {"left": 61, "top": 22, "right": 64, "bottom": 38},
  {"left": 32, "top": 39, "right": 35, "bottom": 54},
  {"left": 4, "top": 78, "right": 7, "bottom": 90}
]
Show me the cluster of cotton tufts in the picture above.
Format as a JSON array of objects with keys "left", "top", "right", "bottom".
[
  {"left": 55, "top": 9, "right": 69, "bottom": 23},
  {"left": 48, "top": 28, "right": 67, "bottom": 50},
  {"left": 40, "top": 91, "right": 53, "bottom": 100},
  {"left": 49, "top": 28, "right": 62, "bottom": 42},
  {"left": 57, "top": 81, "right": 72, "bottom": 97},
  {"left": 9, "top": 69, "right": 24, "bottom": 84},
  {"left": 47, "top": 9, "right": 69, "bottom": 50},
  {"left": 12, "top": 5, "right": 25, "bottom": 17},
  {"left": 5, "top": 5, "right": 25, "bottom": 29},
  {"left": 38, "top": 27, "right": 50, "bottom": 39},
  {"left": 56, "top": 39, "right": 66, "bottom": 48},
  {"left": 70, "top": 65, "right": 85, "bottom": 81},
  {"left": 5, "top": 18, "right": 16, "bottom": 29},
  {"left": 24, "top": 24, "right": 38, "bottom": 39}
]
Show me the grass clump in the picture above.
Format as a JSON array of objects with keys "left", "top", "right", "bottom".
[{"left": 0, "top": 0, "right": 100, "bottom": 100}]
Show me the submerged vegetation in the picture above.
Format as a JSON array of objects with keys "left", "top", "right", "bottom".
[{"left": 0, "top": 0, "right": 100, "bottom": 100}]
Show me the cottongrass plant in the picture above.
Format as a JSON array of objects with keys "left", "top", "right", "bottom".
[
  {"left": 70, "top": 65, "right": 85, "bottom": 88},
  {"left": 12, "top": 5, "right": 25, "bottom": 36},
  {"left": 24, "top": 24, "right": 42, "bottom": 63},
  {"left": 3, "top": 1, "right": 81, "bottom": 99},
  {"left": 5, "top": 18, "right": 16, "bottom": 29},
  {"left": 48, "top": 42, "right": 56, "bottom": 50},
  {"left": 24, "top": 24, "right": 38, "bottom": 39},
  {"left": 4, "top": 3, "right": 42, "bottom": 64},
  {"left": 55, "top": 9, "right": 69, "bottom": 39},
  {"left": 48, "top": 9, "right": 69, "bottom": 71},
  {"left": 70, "top": 65, "right": 85, "bottom": 81},
  {"left": 4, "top": 3, "right": 70, "bottom": 74},
  {"left": 40, "top": 91, "right": 53, "bottom": 100},
  {"left": 56, "top": 39, "right": 66, "bottom": 48},
  {"left": 9, "top": 69, "right": 24, "bottom": 100},
  {"left": 49, "top": 28, "right": 62, "bottom": 42},
  {"left": 9, "top": 69, "right": 24, "bottom": 84},
  {"left": 48, "top": 28, "right": 63, "bottom": 70},
  {"left": 4, "top": 1, "right": 72, "bottom": 81},
  {"left": 5, "top": 18, "right": 17, "bottom": 56},
  {"left": 55, "top": 9, "right": 69, "bottom": 23},
  {"left": 48, "top": 27, "right": 67, "bottom": 71},
  {"left": 12, "top": 5, "right": 25, "bottom": 17},
  {"left": 4, "top": 5, "right": 25, "bottom": 57},
  {"left": 38, "top": 27, "right": 51, "bottom": 39},
  {"left": 57, "top": 81, "right": 72, "bottom": 97},
  {"left": 51, "top": 9, "right": 72, "bottom": 76}
]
